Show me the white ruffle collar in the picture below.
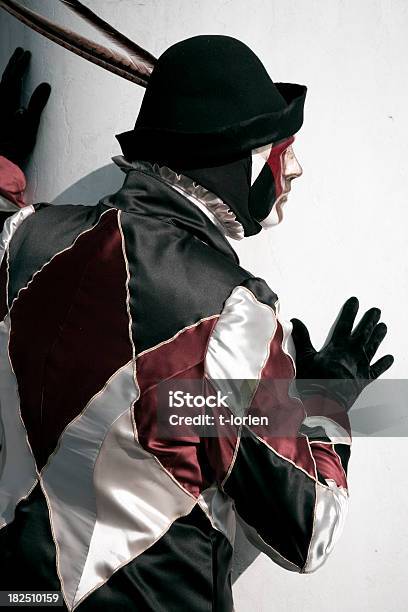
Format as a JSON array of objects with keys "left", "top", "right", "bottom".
[{"left": 112, "top": 156, "right": 244, "bottom": 241}]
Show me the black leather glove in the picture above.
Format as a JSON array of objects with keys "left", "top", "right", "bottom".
[
  {"left": 291, "top": 297, "right": 394, "bottom": 411},
  {"left": 0, "top": 47, "right": 51, "bottom": 167}
]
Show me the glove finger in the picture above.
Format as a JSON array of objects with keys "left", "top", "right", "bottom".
[
  {"left": 365, "top": 322, "right": 387, "bottom": 362},
  {"left": 26, "top": 82, "right": 51, "bottom": 128},
  {"left": 331, "top": 296, "right": 359, "bottom": 343},
  {"left": 351, "top": 307, "right": 381, "bottom": 345},
  {"left": 290, "top": 318, "right": 316, "bottom": 358},
  {"left": 1, "top": 49, "right": 31, "bottom": 116},
  {"left": 369, "top": 354, "right": 394, "bottom": 379},
  {"left": 1, "top": 47, "right": 25, "bottom": 83},
  {"left": 10, "top": 49, "right": 31, "bottom": 81}
]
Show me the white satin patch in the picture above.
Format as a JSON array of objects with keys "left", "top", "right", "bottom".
[
  {"left": 0, "top": 205, "right": 35, "bottom": 269},
  {"left": 41, "top": 361, "right": 139, "bottom": 607},
  {"left": 41, "top": 361, "right": 196, "bottom": 609},
  {"left": 303, "top": 479, "right": 349, "bottom": 573},
  {"left": 0, "top": 316, "right": 38, "bottom": 528},
  {"left": 0, "top": 208, "right": 38, "bottom": 527},
  {"left": 205, "top": 286, "right": 277, "bottom": 417}
]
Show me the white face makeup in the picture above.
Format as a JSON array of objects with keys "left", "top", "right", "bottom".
[{"left": 251, "top": 141, "right": 303, "bottom": 228}]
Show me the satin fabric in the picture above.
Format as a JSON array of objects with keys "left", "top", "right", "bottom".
[
  {"left": 304, "top": 479, "right": 349, "bottom": 573},
  {"left": 0, "top": 315, "right": 37, "bottom": 528},
  {"left": 0, "top": 162, "right": 350, "bottom": 611},
  {"left": 0, "top": 205, "right": 35, "bottom": 269},
  {"left": 205, "top": 285, "right": 277, "bottom": 417}
]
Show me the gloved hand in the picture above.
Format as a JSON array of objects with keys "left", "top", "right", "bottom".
[
  {"left": 0, "top": 47, "right": 51, "bottom": 167},
  {"left": 291, "top": 296, "right": 394, "bottom": 411}
]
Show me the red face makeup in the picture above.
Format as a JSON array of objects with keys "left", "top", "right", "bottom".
[{"left": 266, "top": 136, "right": 295, "bottom": 199}]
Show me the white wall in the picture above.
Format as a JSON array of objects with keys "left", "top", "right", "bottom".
[{"left": 1, "top": 1, "right": 407, "bottom": 610}]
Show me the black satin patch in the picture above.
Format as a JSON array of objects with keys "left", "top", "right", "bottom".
[
  {"left": 109, "top": 169, "right": 251, "bottom": 353},
  {"left": 333, "top": 443, "right": 351, "bottom": 474},
  {"left": 224, "top": 428, "right": 315, "bottom": 569},
  {"left": 0, "top": 485, "right": 62, "bottom": 595}
]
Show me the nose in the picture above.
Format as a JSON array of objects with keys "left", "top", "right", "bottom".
[{"left": 283, "top": 145, "right": 303, "bottom": 181}]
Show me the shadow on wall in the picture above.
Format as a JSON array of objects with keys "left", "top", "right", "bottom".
[
  {"left": 51, "top": 164, "right": 261, "bottom": 583},
  {"left": 51, "top": 163, "right": 124, "bottom": 206}
]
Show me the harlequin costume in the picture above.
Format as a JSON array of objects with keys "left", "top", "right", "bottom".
[{"left": 0, "top": 31, "right": 352, "bottom": 612}]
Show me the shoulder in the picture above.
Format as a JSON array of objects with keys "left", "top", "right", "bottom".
[
  {"left": 238, "top": 277, "right": 278, "bottom": 309},
  {"left": 3, "top": 203, "right": 111, "bottom": 306},
  {"left": 213, "top": 277, "right": 280, "bottom": 339},
  {"left": 8, "top": 202, "right": 107, "bottom": 255}
]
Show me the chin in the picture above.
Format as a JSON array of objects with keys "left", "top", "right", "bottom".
[{"left": 260, "top": 194, "right": 289, "bottom": 229}]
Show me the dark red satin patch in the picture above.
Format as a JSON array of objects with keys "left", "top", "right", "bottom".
[
  {"left": 266, "top": 136, "right": 295, "bottom": 199},
  {"left": 247, "top": 320, "right": 318, "bottom": 480},
  {"left": 134, "top": 317, "right": 239, "bottom": 497},
  {"left": 135, "top": 363, "right": 211, "bottom": 498},
  {"left": 308, "top": 442, "right": 348, "bottom": 489},
  {"left": 136, "top": 317, "right": 218, "bottom": 395},
  {"left": 9, "top": 209, "right": 132, "bottom": 469}
]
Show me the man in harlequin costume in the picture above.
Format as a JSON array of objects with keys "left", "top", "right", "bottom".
[{"left": 0, "top": 37, "right": 393, "bottom": 612}]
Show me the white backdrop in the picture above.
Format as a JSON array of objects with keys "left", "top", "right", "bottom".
[{"left": 1, "top": 1, "right": 407, "bottom": 610}]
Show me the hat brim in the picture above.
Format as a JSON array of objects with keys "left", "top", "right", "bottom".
[{"left": 116, "top": 83, "right": 306, "bottom": 168}]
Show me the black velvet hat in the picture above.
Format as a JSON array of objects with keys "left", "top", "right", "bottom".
[{"left": 116, "top": 35, "right": 307, "bottom": 168}]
